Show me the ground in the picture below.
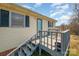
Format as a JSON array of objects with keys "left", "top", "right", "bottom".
[{"left": 69, "top": 35, "right": 79, "bottom": 56}]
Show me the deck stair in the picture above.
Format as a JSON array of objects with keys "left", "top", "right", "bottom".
[
  {"left": 7, "top": 30, "right": 70, "bottom": 56},
  {"left": 7, "top": 32, "right": 39, "bottom": 56}
]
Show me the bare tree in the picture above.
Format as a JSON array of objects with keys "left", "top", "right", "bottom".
[
  {"left": 71, "top": 4, "right": 79, "bottom": 24},
  {"left": 70, "top": 4, "right": 79, "bottom": 35}
]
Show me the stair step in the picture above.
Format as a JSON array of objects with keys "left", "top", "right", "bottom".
[
  {"left": 18, "top": 48, "right": 25, "bottom": 56},
  {"left": 22, "top": 46, "right": 31, "bottom": 56},
  {"left": 13, "top": 50, "right": 18, "bottom": 56},
  {"left": 27, "top": 43, "right": 35, "bottom": 50}
]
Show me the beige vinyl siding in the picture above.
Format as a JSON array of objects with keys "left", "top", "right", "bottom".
[
  {"left": 0, "top": 15, "right": 49, "bottom": 52},
  {"left": 0, "top": 16, "right": 37, "bottom": 52}
]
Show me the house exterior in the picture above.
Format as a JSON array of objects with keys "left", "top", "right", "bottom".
[{"left": 0, "top": 3, "right": 56, "bottom": 55}]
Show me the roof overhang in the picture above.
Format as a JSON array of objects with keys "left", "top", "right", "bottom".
[{"left": 0, "top": 3, "right": 57, "bottom": 22}]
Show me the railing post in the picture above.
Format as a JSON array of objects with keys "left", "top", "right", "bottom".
[
  {"left": 61, "top": 30, "right": 70, "bottom": 55},
  {"left": 55, "top": 32, "right": 58, "bottom": 52},
  {"left": 61, "top": 32, "right": 64, "bottom": 55},
  {"left": 44, "top": 32, "right": 45, "bottom": 45},
  {"left": 47, "top": 31, "right": 48, "bottom": 48},
  {"left": 64, "top": 30, "right": 70, "bottom": 55},
  {"left": 39, "top": 31, "right": 42, "bottom": 56},
  {"left": 35, "top": 35, "right": 37, "bottom": 44},
  {"left": 51, "top": 32, "right": 53, "bottom": 50}
]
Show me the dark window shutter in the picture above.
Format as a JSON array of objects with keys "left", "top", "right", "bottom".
[
  {"left": 25, "top": 16, "right": 29, "bottom": 27},
  {"left": 0, "top": 9, "right": 9, "bottom": 27},
  {"left": 48, "top": 21, "right": 50, "bottom": 27},
  {"left": 48, "top": 21, "right": 52, "bottom": 27},
  {"left": 0, "top": 9, "right": 1, "bottom": 26}
]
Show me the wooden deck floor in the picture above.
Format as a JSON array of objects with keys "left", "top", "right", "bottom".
[{"left": 32, "top": 34, "right": 62, "bottom": 54}]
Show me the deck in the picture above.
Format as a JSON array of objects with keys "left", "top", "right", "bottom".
[{"left": 7, "top": 30, "right": 70, "bottom": 56}]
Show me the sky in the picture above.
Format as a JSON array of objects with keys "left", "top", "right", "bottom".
[{"left": 18, "top": 3, "right": 73, "bottom": 26}]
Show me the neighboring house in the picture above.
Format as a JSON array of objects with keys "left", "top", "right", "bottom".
[{"left": 0, "top": 3, "right": 56, "bottom": 55}]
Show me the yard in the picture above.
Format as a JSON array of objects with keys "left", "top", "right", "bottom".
[{"left": 69, "top": 35, "right": 79, "bottom": 56}]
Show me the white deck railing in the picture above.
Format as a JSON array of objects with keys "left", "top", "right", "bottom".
[
  {"left": 7, "top": 29, "right": 70, "bottom": 56},
  {"left": 61, "top": 30, "right": 70, "bottom": 55},
  {"left": 39, "top": 30, "right": 70, "bottom": 55}
]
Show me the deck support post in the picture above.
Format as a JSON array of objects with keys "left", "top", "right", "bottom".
[
  {"left": 51, "top": 32, "right": 53, "bottom": 50},
  {"left": 35, "top": 35, "right": 37, "bottom": 44},
  {"left": 55, "top": 32, "right": 58, "bottom": 52},
  {"left": 44, "top": 31, "right": 45, "bottom": 46},
  {"left": 47, "top": 32, "right": 48, "bottom": 47},
  {"left": 39, "top": 45, "right": 41, "bottom": 56},
  {"left": 39, "top": 31, "right": 42, "bottom": 56}
]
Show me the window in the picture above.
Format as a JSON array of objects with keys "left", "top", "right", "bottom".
[
  {"left": 25, "top": 16, "right": 29, "bottom": 27},
  {"left": 52, "top": 22, "right": 53, "bottom": 27},
  {"left": 48, "top": 21, "right": 53, "bottom": 27},
  {"left": 0, "top": 9, "right": 30, "bottom": 28},
  {"left": 0, "top": 9, "right": 9, "bottom": 27},
  {"left": 11, "top": 12, "right": 24, "bottom": 27},
  {"left": 48, "top": 21, "right": 51, "bottom": 27},
  {"left": 37, "top": 18, "right": 42, "bottom": 31}
]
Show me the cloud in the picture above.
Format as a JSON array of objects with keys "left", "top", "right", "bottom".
[
  {"left": 67, "top": 12, "right": 73, "bottom": 16},
  {"left": 59, "top": 4, "right": 69, "bottom": 10},
  {"left": 50, "top": 3, "right": 64, "bottom": 7},
  {"left": 50, "top": 3, "right": 69, "bottom": 10},
  {"left": 59, "top": 15, "right": 70, "bottom": 20},
  {"left": 50, "top": 3, "right": 68, "bottom": 9},
  {"left": 50, "top": 9, "right": 65, "bottom": 17},
  {"left": 55, "top": 15, "right": 71, "bottom": 26},
  {"left": 59, "top": 15, "right": 70, "bottom": 24},
  {"left": 34, "top": 3, "right": 42, "bottom": 7},
  {"left": 49, "top": 3, "right": 71, "bottom": 18}
]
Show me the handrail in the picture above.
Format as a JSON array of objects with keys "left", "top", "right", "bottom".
[
  {"left": 39, "top": 30, "right": 62, "bottom": 34},
  {"left": 61, "top": 29, "right": 70, "bottom": 33},
  {"left": 7, "top": 32, "right": 39, "bottom": 56}
]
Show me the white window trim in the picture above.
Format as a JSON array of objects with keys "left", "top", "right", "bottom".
[
  {"left": 10, "top": 12, "right": 25, "bottom": 28},
  {"left": 9, "top": 11, "right": 11, "bottom": 27},
  {"left": 9, "top": 12, "right": 30, "bottom": 28},
  {"left": 24, "top": 16, "right": 25, "bottom": 28}
]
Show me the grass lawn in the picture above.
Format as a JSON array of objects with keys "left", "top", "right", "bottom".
[{"left": 69, "top": 35, "right": 79, "bottom": 56}]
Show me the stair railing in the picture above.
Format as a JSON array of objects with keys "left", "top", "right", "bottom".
[{"left": 7, "top": 31, "right": 40, "bottom": 56}]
